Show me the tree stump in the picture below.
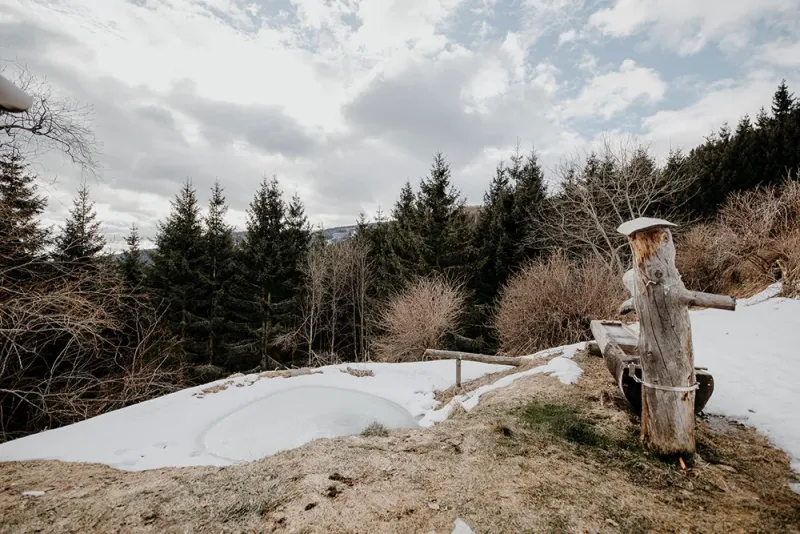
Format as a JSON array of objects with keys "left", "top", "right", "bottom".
[{"left": 619, "top": 218, "right": 696, "bottom": 456}]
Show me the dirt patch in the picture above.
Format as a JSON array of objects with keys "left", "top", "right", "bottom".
[{"left": 2, "top": 353, "right": 798, "bottom": 533}]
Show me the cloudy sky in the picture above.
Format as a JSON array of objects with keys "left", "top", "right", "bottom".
[{"left": 1, "top": 0, "right": 799, "bottom": 250}]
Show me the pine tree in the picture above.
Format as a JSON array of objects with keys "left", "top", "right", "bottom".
[
  {"left": 55, "top": 181, "right": 106, "bottom": 263},
  {"left": 415, "top": 152, "right": 474, "bottom": 278},
  {"left": 148, "top": 179, "right": 205, "bottom": 362},
  {"left": 118, "top": 224, "right": 145, "bottom": 289},
  {"left": 388, "top": 180, "right": 421, "bottom": 282},
  {"left": 473, "top": 162, "right": 514, "bottom": 303},
  {"left": 236, "top": 176, "right": 292, "bottom": 370},
  {"left": 0, "top": 151, "right": 48, "bottom": 278},
  {"left": 510, "top": 147, "right": 548, "bottom": 265},
  {"left": 197, "top": 180, "right": 238, "bottom": 367},
  {"left": 772, "top": 80, "right": 794, "bottom": 123}
]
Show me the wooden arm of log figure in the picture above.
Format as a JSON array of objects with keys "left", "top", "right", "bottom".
[
  {"left": 679, "top": 290, "right": 736, "bottom": 311},
  {"left": 622, "top": 290, "right": 736, "bottom": 315}
]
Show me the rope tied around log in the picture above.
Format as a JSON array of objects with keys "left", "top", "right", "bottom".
[{"left": 625, "top": 363, "right": 699, "bottom": 392}]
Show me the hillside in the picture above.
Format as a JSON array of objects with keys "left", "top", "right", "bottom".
[{"left": 1, "top": 286, "right": 798, "bottom": 533}]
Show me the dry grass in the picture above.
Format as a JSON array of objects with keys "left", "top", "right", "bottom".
[
  {"left": 373, "top": 276, "right": 467, "bottom": 362},
  {"left": 2, "top": 354, "right": 798, "bottom": 533},
  {"left": 495, "top": 252, "right": 626, "bottom": 355},
  {"left": 677, "top": 176, "right": 800, "bottom": 297},
  {"left": 360, "top": 422, "right": 389, "bottom": 437},
  {"left": 341, "top": 367, "right": 374, "bottom": 378}
]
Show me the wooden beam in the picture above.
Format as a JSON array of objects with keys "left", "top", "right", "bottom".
[
  {"left": 625, "top": 221, "right": 696, "bottom": 456},
  {"left": 680, "top": 290, "right": 736, "bottom": 311},
  {"left": 423, "top": 349, "right": 524, "bottom": 366}
]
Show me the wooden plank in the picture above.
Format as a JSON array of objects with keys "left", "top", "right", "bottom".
[
  {"left": 625, "top": 222, "right": 696, "bottom": 456},
  {"left": 423, "top": 349, "right": 524, "bottom": 367}
]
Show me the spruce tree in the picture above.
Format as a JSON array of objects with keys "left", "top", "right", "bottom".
[
  {"left": 197, "top": 181, "right": 237, "bottom": 367},
  {"left": 0, "top": 151, "right": 48, "bottom": 278},
  {"left": 56, "top": 181, "right": 106, "bottom": 264},
  {"left": 473, "top": 162, "right": 514, "bottom": 303},
  {"left": 148, "top": 179, "right": 205, "bottom": 362},
  {"left": 118, "top": 224, "right": 145, "bottom": 289},
  {"left": 388, "top": 181, "right": 421, "bottom": 282},
  {"left": 236, "top": 176, "right": 291, "bottom": 370},
  {"left": 510, "top": 147, "right": 548, "bottom": 265},
  {"left": 415, "top": 152, "right": 474, "bottom": 278}
]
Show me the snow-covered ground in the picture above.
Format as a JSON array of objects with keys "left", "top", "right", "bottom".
[
  {"left": 692, "top": 284, "right": 800, "bottom": 473},
  {"left": 0, "top": 360, "right": 513, "bottom": 470},
  {"left": 0, "top": 284, "right": 796, "bottom": 479}
]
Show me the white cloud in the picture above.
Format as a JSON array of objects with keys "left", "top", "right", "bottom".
[
  {"left": 755, "top": 40, "right": 800, "bottom": 69},
  {"left": 589, "top": 0, "right": 799, "bottom": 55},
  {"left": 558, "top": 29, "right": 578, "bottom": 44},
  {"left": 642, "top": 71, "right": 800, "bottom": 155},
  {"left": 559, "top": 59, "right": 666, "bottom": 120}
]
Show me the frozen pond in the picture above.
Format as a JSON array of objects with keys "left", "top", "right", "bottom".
[{"left": 203, "top": 385, "right": 419, "bottom": 461}]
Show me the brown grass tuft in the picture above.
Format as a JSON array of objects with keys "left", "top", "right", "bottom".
[
  {"left": 374, "top": 276, "right": 467, "bottom": 362},
  {"left": 341, "top": 367, "right": 374, "bottom": 378},
  {"left": 495, "top": 252, "right": 625, "bottom": 355}
]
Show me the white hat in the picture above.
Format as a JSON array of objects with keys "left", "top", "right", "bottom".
[{"left": 0, "top": 74, "right": 33, "bottom": 113}]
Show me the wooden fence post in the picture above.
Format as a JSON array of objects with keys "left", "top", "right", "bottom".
[
  {"left": 617, "top": 217, "right": 698, "bottom": 457},
  {"left": 456, "top": 358, "right": 462, "bottom": 388}
]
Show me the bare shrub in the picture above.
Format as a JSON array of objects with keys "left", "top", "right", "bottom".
[
  {"left": 495, "top": 251, "right": 625, "bottom": 356},
  {"left": 373, "top": 276, "right": 466, "bottom": 362},
  {"left": 0, "top": 262, "right": 180, "bottom": 441},
  {"left": 675, "top": 224, "right": 732, "bottom": 294},
  {"left": 675, "top": 175, "right": 800, "bottom": 296},
  {"left": 360, "top": 422, "right": 389, "bottom": 437}
]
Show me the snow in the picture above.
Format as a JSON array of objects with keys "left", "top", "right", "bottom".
[
  {"left": 203, "top": 386, "right": 419, "bottom": 461},
  {"left": 0, "top": 360, "right": 512, "bottom": 471},
  {"left": 689, "top": 283, "right": 800, "bottom": 473},
  {"left": 22, "top": 491, "right": 45, "bottom": 497},
  {"left": 451, "top": 518, "right": 475, "bottom": 534},
  {"left": 420, "top": 347, "right": 584, "bottom": 426}
]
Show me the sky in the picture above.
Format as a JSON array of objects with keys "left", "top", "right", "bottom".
[{"left": 1, "top": 0, "right": 799, "bottom": 251}]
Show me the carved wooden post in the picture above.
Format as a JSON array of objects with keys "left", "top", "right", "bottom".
[{"left": 618, "top": 217, "right": 699, "bottom": 456}]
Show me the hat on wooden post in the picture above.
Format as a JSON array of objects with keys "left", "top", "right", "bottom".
[
  {"left": 617, "top": 217, "right": 677, "bottom": 237},
  {"left": 0, "top": 74, "right": 33, "bottom": 113}
]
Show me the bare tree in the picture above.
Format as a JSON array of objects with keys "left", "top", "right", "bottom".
[
  {"left": 299, "top": 245, "right": 326, "bottom": 364},
  {"left": 0, "top": 62, "right": 99, "bottom": 173},
  {"left": 0, "top": 262, "right": 180, "bottom": 442},
  {"left": 537, "top": 136, "right": 699, "bottom": 273}
]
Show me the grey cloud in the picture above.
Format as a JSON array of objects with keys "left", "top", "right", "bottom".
[
  {"left": 167, "top": 80, "right": 321, "bottom": 157},
  {"left": 342, "top": 52, "right": 554, "bottom": 172}
]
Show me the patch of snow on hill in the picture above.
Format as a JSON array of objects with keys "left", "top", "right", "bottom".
[
  {"left": 691, "top": 283, "right": 800, "bottom": 473},
  {"left": 0, "top": 360, "right": 511, "bottom": 471}
]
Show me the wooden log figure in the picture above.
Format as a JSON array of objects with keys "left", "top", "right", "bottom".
[{"left": 618, "top": 218, "right": 698, "bottom": 456}]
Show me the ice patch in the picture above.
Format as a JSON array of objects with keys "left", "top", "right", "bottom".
[{"left": 203, "top": 386, "right": 418, "bottom": 461}]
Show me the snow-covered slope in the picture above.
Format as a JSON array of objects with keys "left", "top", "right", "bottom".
[
  {"left": 0, "top": 360, "right": 512, "bottom": 470},
  {"left": 691, "top": 284, "right": 800, "bottom": 472}
]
